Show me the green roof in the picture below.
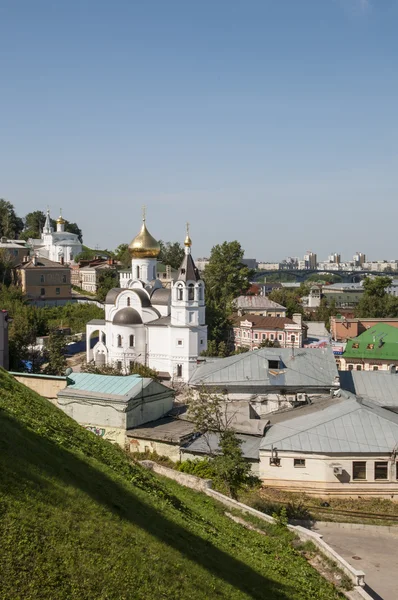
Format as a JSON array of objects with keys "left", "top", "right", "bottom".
[
  {"left": 65, "top": 372, "right": 144, "bottom": 397},
  {"left": 343, "top": 323, "right": 398, "bottom": 361}
]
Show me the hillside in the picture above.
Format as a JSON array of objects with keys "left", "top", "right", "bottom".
[{"left": 0, "top": 369, "right": 344, "bottom": 600}]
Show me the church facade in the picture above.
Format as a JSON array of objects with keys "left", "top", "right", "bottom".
[
  {"left": 29, "top": 209, "right": 82, "bottom": 264},
  {"left": 86, "top": 214, "right": 207, "bottom": 382}
]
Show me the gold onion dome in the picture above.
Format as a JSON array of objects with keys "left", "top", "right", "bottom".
[
  {"left": 56, "top": 211, "right": 66, "bottom": 225},
  {"left": 128, "top": 216, "right": 160, "bottom": 259},
  {"left": 184, "top": 222, "right": 192, "bottom": 247}
]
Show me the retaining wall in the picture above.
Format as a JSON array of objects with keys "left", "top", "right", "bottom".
[{"left": 140, "top": 460, "right": 372, "bottom": 598}]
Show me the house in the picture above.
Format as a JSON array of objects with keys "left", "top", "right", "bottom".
[
  {"left": 232, "top": 313, "right": 305, "bottom": 350},
  {"left": 189, "top": 347, "right": 340, "bottom": 415},
  {"left": 233, "top": 295, "right": 287, "bottom": 317},
  {"left": 16, "top": 256, "right": 71, "bottom": 302},
  {"left": 339, "top": 323, "right": 398, "bottom": 372},
  {"left": 0, "top": 237, "right": 29, "bottom": 266},
  {"left": 331, "top": 316, "right": 398, "bottom": 342},
  {"left": 57, "top": 372, "right": 174, "bottom": 446},
  {"left": 322, "top": 283, "right": 364, "bottom": 309},
  {"left": 127, "top": 417, "right": 197, "bottom": 460},
  {"left": 259, "top": 394, "right": 398, "bottom": 498},
  {"left": 0, "top": 309, "right": 9, "bottom": 369},
  {"left": 78, "top": 260, "right": 118, "bottom": 294}
]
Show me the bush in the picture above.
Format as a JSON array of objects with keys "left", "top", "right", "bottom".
[{"left": 177, "top": 458, "right": 217, "bottom": 479}]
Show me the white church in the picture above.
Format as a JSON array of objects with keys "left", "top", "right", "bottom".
[
  {"left": 86, "top": 212, "right": 208, "bottom": 382},
  {"left": 29, "top": 209, "right": 83, "bottom": 264}
]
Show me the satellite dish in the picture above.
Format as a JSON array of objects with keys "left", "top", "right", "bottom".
[{"left": 65, "top": 367, "right": 73, "bottom": 376}]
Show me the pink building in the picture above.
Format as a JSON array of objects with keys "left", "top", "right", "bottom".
[{"left": 232, "top": 314, "right": 305, "bottom": 350}]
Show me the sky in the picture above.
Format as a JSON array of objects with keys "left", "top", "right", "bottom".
[{"left": 1, "top": 0, "right": 398, "bottom": 261}]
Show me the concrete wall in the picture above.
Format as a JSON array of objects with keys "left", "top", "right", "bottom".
[
  {"left": 12, "top": 373, "right": 68, "bottom": 399},
  {"left": 140, "top": 460, "right": 212, "bottom": 492},
  {"left": 128, "top": 437, "right": 182, "bottom": 461},
  {"left": 259, "top": 450, "right": 398, "bottom": 498},
  {"left": 83, "top": 423, "right": 127, "bottom": 446}
]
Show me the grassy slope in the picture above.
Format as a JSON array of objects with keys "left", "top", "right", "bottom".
[{"left": 0, "top": 369, "right": 344, "bottom": 600}]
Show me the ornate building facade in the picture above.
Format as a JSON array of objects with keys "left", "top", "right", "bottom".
[
  {"left": 28, "top": 209, "right": 82, "bottom": 264},
  {"left": 86, "top": 213, "right": 207, "bottom": 382}
]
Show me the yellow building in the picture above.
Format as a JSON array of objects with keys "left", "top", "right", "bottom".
[{"left": 16, "top": 256, "right": 71, "bottom": 301}]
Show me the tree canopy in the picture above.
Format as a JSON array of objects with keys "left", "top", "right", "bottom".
[
  {"left": 356, "top": 276, "right": 398, "bottom": 318},
  {"left": 0, "top": 200, "right": 24, "bottom": 239},
  {"left": 203, "top": 241, "right": 254, "bottom": 343},
  {"left": 268, "top": 284, "right": 308, "bottom": 318},
  {"left": 158, "top": 241, "right": 184, "bottom": 270}
]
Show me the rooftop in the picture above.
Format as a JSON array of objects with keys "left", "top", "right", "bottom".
[
  {"left": 189, "top": 347, "right": 339, "bottom": 390},
  {"left": 61, "top": 372, "right": 149, "bottom": 399},
  {"left": 260, "top": 396, "right": 398, "bottom": 454},
  {"left": 184, "top": 432, "right": 261, "bottom": 461},
  {"left": 127, "top": 417, "right": 196, "bottom": 443},
  {"left": 232, "top": 315, "right": 297, "bottom": 330},
  {"left": 18, "top": 257, "right": 70, "bottom": 269},
  {"left": 339, "top": 370, "right": 398, "bottom": 407},
  {"left": 343, "top": 323, "right": 398, "bottom": 360},
  {"left": 234, "top": 295, "right": 286, "bottom": 311}
]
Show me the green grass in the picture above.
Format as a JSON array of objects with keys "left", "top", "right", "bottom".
[{"left": 0, "top": 369, "right": 345, "bottom": 600}]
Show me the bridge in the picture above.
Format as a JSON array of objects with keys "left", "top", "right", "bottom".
[{"left": 252, "top": 269, "right": 398, "bottom": 284}]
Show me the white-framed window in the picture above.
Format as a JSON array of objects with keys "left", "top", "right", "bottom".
[
  {"left": 188, "top": 283, "right": 194, "bottom": 301},
  {"left": 294, "top": 459, "right": 305, "bottom": 468},
  {"left": 278, "top": 334, "right": 283, "bottom": 341},
  {"left": 127, "top": 297, "right": 131, "bottom": 306},
  {"left": 262, "top": 333, "right": 266, "bottom": 340},
  {"left": 117, "top": 335, "right": 122, "bottom": 347},
  {"left": 270, "top": 334, "right": 274, "bottom": 340},
  {"left": 200, "top": 339, "right": 204, "bottom": 345},
  {"left": 374, "top": 461, "right": 388, "bottom": 480},
  {"left": 352, "top": 461, "right": 366, "bottom": 480},
  {"left": 177, "top": 364, "right": 183, "bottom": 377},
  {"left": 254, "top": 333, "right": 258, "bottom": 340},
  {"left": 129, "top": 334, "right": 135, "bottom": 347},
  {"left": 177, "top": 339, "right": 183, "bottom": 346},
  {"left": 177, "top": 284, "right": 184, "bottom": 301}
]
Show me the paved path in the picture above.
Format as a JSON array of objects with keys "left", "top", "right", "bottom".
[{"left": 314, "top": 523, "right": 398, "bottom": 600}]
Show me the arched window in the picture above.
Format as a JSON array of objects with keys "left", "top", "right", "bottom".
[
  {"left": 117, "top": 335, "right": 122, "bottom": 347},
  {"left": 177, "top": 284, "right": 184, "bottom": 301},
  {"left": 198, "top": 284, "right": 203, "bottom": 301},
  {"left": 188, "top": 283, "right": 194, "bottom": 301},
  {"left": 129, "top": 334, "right": 135, "bottom": 348},
  {"left": 136, "top": 266, "right": 140, "bottom": 279},
  {"left": 153, "top": 265, "right": 156, "bottom": 279},
  {"left": 127, "top": 297, "right": 131, "bottom": 306},
  {"left": 291, "top": 335, "right": 296, "bottom": 343}
]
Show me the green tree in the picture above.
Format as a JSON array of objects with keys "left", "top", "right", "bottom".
[
  {"left": 0, "top": 199, "right": 24, "bottom": 238},
  {"left": 0, "top": 248, "right": 14, "bottom": 285},
  {"left": 158, "top": 241, "right": 184, "bottom": 270},
  {"left": 114, "top": 243, "right": 131, "bottom": 268},
  {"left": 65, "top": 222, "right": 83, "bottom": 243},
  {"left": 268, "top": 284, "right": 308, "bottom": 318},
  {"left": 96, "top": 270, "right": 118, "bottom": 301},
  {"left": 213, "top": 430, "right": 251, "bottom": 499},
  {"left": 43, "top": 329, "right": 67, "bottom": 375},
  {"left": 258, "top": 338, "right": 278, "bottom": 348},
  {"left": 19, "top": 210, "right": 52, "bottom": 240},
  {"left": 203, "top": 241, "right": 254, "bottom": 343},
  {"left": 356, "top": 276, "right": 398, "bottom": 318}
]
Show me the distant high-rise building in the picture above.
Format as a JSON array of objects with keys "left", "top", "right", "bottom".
[
  {"left": 353, "top": 252, "right": 366, "bottom": 266},
  {"left": 328, "top": 253, "right": 341, "bottom": 264},
  {"left": 303, "top": 251, "right": 317, "bottom": 270}
]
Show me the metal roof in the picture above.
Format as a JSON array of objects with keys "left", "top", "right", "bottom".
[
  {"left": 189, "top": 347, "right": 339, "bottom": 390},
  {"left": 339, "top": 370, "right": 398, "bottom": 407},
  {"left": 64, "top": 372, "right": 146, "bottom": 397},
  {"left": 233, "top": 296, "right": 286, "bottom": 311},
  {"left": 183, "top": 432, "right": 261, "bottom": 460},
  {"left": 127, "top": 417, "right": 196, "bottom": 442},
  {"left": 260, "top": 397, "right": 398, "bottom": 454},
  {"left": 343, "top": 323, "right": 398, "bottom": 361}
]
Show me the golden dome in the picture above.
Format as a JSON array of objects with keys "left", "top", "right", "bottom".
[
  {"left": 128, "top": 219, "right": 160, "bottom": 258},
  {"left": 184, "top": 222, "right": 192, "bottom": 247},
  {"left": 56, "top": 215, "right": 66, "bottom": 225}
]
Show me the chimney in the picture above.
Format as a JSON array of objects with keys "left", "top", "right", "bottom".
[
  {"left": 108, "top": 258, "right": 113, "bottom": 265},
  {"left": 32, "top": 255, "right": 37, "bottom": 266},
  {"left": 292, "top": 313, "right": 302, "bottom": 328}
]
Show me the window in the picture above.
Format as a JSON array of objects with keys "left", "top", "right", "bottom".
[
  {"left": 129, "top": 334, "right": 135, "bottom": 347},
  {"left": 373, "top": 365, "right": 379, "bottom": 371},
  {"left": 348, "top": 364, "right": 354, "bottom": 371},
  {"left": 254, "top": 333, "right": 258, "bottom": 340},
  {"left": 278, "top": 334, "right": 283, "bottom": 341},
  {"left": 276, "top": 313, "right": 281, "bottom": 317},
  {"left": 116, "top": 361, "right": 122, "bottom": 371},
  {"left": 136, "top": 266, "right": 140, "bottom": 279},
  {"left": 117, "top": 335, "right": 122, "bottom": 347},
  {"left": 127, "top": 297, "right": 131, "bottom": 306},
  {"left": 40, "top": 288, "right": 45, "bottom": 296},
  {"left": 367, "top": 343, "right": 374, "bottom": 350},
  {"left": 374, "top": 461, "right": 388, "bottom": 480},
  {"left": 177, "top": 364, "right": 182, "bottom": 377},
  {"left": 270, "top": 334, "right": 274, "bottom": 340},
  {"left": 352, "top": 343, "right": 359, "bottom": 349},
  {"left": 177, "top": 339, "right": 183, "bottom": 346},
  {"left": 56, "top": 287, "right": 60, "bottom": 295},
  {"left": 188, "top": 284, "right": 194, "bottom": 301},
  {"left": 200, "top": 339, "right": 204, "bottom": 345},
  {"left": 177, "top": 285, "right": 184, "bottom": 301},
  {"left": 291, "top": 335, "right": 296, "bottom": 343},
  {"left": 269, "top": 457, "right": 281, "bottom": 467},
  {"left": 198, "top": 285, "right": 203, "bottom": 301},
  {"left": 40, "top": 275, "right": 45, "bottom": 283},
  {"left": 262, "top": 334, "right": 266, "bottom": 340},
  {"left": 294, "top": 459, "right": 306, "bottom": 468},
  {"left": 268, "top": 360, "right": 279, "bottom": 369},
  {"left": 62, "top": 275, "right": 67, "bottom": 283},
  {"left": 356, "top": 364, "right": 362, "bottom": 371},
  {"left": 352, "top": 461, "right": 366, "bottom": 480}
]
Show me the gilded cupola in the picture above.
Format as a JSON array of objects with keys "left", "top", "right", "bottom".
[{"left": 128, "top": 208, "right": 161, "bottom": 259}]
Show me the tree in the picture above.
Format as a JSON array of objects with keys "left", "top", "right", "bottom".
[
  {"left": 114, "top": 243, "right": 131, "bottom": 269},
  {"left": 0, "top": 199, "right": 24, "bottom": 238},
  {"left": 158, "top": 241, "right": 184, "bottom": 270},
  {"left": 65, "top": 222, "right": 83, "bottom": 243},
  {"left": 43, "top": 329, "right": 67, "bottom": 375},
  {"left": 268, "top": 284, "right": 308, "bottom": 318},
  {"left": 0, "top": 248, "right": 14, "bottom": 285},
  {"left": 187, "top": 387, "right": 251, "bottom": 498},
  {"left": 258, "top": 338, "right": 278, "bottom": 348},
  {"left": 96, "top": 270, "right": 118, "bottom": 301},
  {"left": 356, "top": 276, "right": 398, "bottom": 318},
  {"left": 203, "top": 241, "right": 254, "bottom": 343}
]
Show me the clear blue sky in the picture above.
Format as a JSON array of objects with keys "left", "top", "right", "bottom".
[{"left": 1, "top": 0, "right": 397, "bottom": 261}]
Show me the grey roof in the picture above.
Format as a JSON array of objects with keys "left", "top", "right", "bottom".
[
  {"left": 146, "top": 315, "right": 171, "bottom": 327},
  {"left": 260, "top": 397, "right": 398, "bottom": 454},
  {"left": 87, "top": 319, "right": 106, "bottom": 325},
  {"left": 339, "top": 370, "right": 398, "bottom": 407},
  {"left": 234, "top": 296, "right": 286, "bottom": 311},
  {"left": 127, "top": 417, "right": 196, "bottom": 443},
  {"left": 112, "top": 307, "right": 142, "bottom": 325},
  {"left": 105, "top": 288, "right": 123, "bottom": 304},
  {"left": 189, "top": 347, "right": 339, "bottom": 390},
  {"left": 304, "top": 321, "right": 330, "bottom": 339},
  {"left": 150, "top": 288, "right": 171, "bottom": 306},
  {"left": 130, "top": 288, "right": 152, "bottom": 307},
  {"left": 177, "top": 253, "right": 200, "bottom": 282},
  {"left": 184, "top": 432, "right": 261, "bottom": 461},
  {"left": 105, "top": 287, "right": 151, "bottom": 307}
]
